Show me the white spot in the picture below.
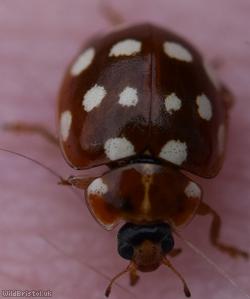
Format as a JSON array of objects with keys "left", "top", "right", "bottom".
[
  {"left": 203, "top": 62, "right": 220, "bottom": 88},
  {"left": 87, "top": 178, "right": 108, "bottom": 196},
  {"left": 184, "top": 182, "right": 201, "bottom": 198},
  {"left": 159, "top": 140, "right": 187, "bottom": 166},
  {"left": 163, "top": 42, "right": 193, "bottom": 62},
  {"left": 118, "top": 87, "right": 138, "bottom": 107},
  {"left": 104, "top": 137, "right": 135, "bottom": 161},
  {"left": 218, "top": 124, "right": 226, "bottom": 155},
  {"left": 196, "top": 94, "right": 213, "bottom": 121},
  {"left": 164, "top": 93, "right": 182, "bottom": 114},
  {"left": 60, "top": 110, "right": 72, "bottom": 142},
  {"left": 109, "top": 39, "right": 142, "bottom": 57},
  {"left": 82, "top": 84, "right": 107, "bottom": 112},
  {"left": 70, "top": 48, "right": 95, "bottom": 76},
  {"left": 142, "top": 164, "right": 155, "bottom": 175}
]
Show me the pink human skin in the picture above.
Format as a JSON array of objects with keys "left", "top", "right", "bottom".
[{"left": 0, "top": 1, "right": 250, "bottom": 299}]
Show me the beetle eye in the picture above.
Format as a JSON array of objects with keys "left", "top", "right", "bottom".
[
  {"left": 161, "top": 234, "right": 174, "bottom": 253},
  {"left": 118, "top": 243, "right": 134, "bottom": 260}
]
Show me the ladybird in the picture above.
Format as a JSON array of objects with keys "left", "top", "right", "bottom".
[
  {"left": 56, "top": 23, "right": 249, "bottom": 296},
  {"left": 3, "top": 22, "right": 247, "bottom": 297}
]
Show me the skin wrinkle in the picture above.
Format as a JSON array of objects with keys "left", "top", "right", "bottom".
[{"left": 0, "top": 1, "right": 250, "bottom": 299}]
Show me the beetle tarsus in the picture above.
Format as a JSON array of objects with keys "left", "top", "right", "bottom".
[
  {"left": 169, "top": 248, "right": 182, "bottom": 258},
  {"left": 57, "top": 178, "right": 72, "bottom": 186},
  {"left": 217, "top": 244, "right": 249, "bottom": 259},
  {"left": 129, "top": 267, "right": 140, "bottom": 286}
]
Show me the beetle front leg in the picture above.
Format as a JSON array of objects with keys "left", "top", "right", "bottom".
[
  {"left": 197, "top": 202, "right": 248, "bottom": 259},
  {"left": 129, "top": 267, "right": 140, "bottom": 286},
  {"left": 2, "top": 122, "right": 58, "bottom": 146},
  {"left": 169, "top": 248, "right": 182, "bottom": 258}
]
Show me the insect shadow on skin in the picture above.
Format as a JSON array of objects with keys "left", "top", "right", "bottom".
[{"left": 1, "top": 2, "right": 249, "bottom": 298}]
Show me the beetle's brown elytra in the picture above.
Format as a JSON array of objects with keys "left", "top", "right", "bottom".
[{"left": 59, "top": 23, "right": 227, "bottom": 178}]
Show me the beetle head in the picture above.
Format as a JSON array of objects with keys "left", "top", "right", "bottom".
[{"left": 117, "top": 222, "right": 174, "bottom": 271}]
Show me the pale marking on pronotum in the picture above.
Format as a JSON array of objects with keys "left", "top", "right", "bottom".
[
  {"left": 141, "top": 175, "right": 153, "bottom": 214},
  {"left": 87, "top": 178, "right": 108, "bottom": 195},
  {"left": 184, "top": 181, "right": 201, "bottom": 198}
]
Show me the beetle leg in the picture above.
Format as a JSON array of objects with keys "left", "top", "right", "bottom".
[
  {"left": 99, "top": 1, "right": 125, "bottom": 26},
  {"left": 197, "top": 202, "right": 248, "bottom": 259},
  {"left": 129, "top": 267, "right": 140, "bottom": 286},
  {"left": 64, "top": 175, "right": 98, "bottom": 189},
  {"left": 169, "top": 248, "right": 182, "bottom": 258},
  {"left": 2, "top": 122, "right": 58, "bottom": 146},
  {"left": 57, "top": 178, "right": 72, "bottom": 186},
  {"left": 220, "top": 85, "right": 234, "bottom": 110}
]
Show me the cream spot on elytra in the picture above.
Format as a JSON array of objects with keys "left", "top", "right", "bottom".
[
  {"left": 165, "top": 93, "right": 182, "bottom": 114},
  {"left": 70, "top": 48, "right": 95, "bottom": 76},
  {"left": 163, "top": 42, "right": 193, "bottom": 62},
  {"left": 104, "top": 137, "right": 135, "bottom": 160},
  {"left": 82, "top": 84, "right": 107, "bottom": 112},
  {"left": 87, "top": 178, "right": 108, "bottom": 195},
  {"left": 118, "top": 87, "right": 138, "bottom": 107},
  {"left": 60, "top": 110, "right": 72, "bottom": 142},
  {"left": 196, "top": 94, "right": 213, "bottom": 121},
  {"left": 109, "top": 39, "right": 142, "bottom": 57},
  {"left": 184, "top": 181, "right": 202, "bottom": 198},
  {"left": 159, "top": 140, "right": 187, "bottom": 166}
]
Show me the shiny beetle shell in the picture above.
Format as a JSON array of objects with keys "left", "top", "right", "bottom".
[{"left": 58, "top": 23, "right": 227, "bottom": 178}]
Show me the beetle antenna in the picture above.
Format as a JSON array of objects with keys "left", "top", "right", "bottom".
[
  {"left": 0, "top": 147, "right": 82, "bottom": 201},
  {"left": 0, "top": 147, "right": 63, "bottom": 179},
  {"left": 162, "top": 257, "right": 191, "bottom": 297},
  {"left": 39, "top": 234, "right": 136, "bottom": 298},
  {"left": 105, "top": 262, "right": 135, "bottom": 297},
  {"left": 174, "top": 230, "right": 250, "bottom": 299}
]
